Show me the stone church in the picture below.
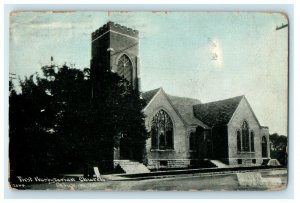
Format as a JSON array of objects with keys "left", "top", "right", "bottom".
[{"left": 91, "top": 22, "right": 270, "bottom": 170}]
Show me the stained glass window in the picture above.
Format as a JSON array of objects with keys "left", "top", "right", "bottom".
[
  {"left": 237, "top": 130, "right": 241, "bottom": 152},
  {"left": 242, "top": 121, "right": 250, "bottom": 152},
  {"left": 151, "top": 110, "right": 173, "bottom": 150},
  {"left": 250, "top": 131, "right": 255, "bottom": 152}
]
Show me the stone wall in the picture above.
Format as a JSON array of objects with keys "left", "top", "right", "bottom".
[
  {"left": 147, "top": 159, "right": 191, "bottom": 169},
  {"left": 227, "top": 97, "right": 270, "bottom": 165},
  {"left": 144, "top": 89, "right": 190, "bottom": 169}
]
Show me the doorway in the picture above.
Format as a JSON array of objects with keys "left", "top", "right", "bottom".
[{"left": 119, "top": 137, "right": 131, "bottom": 160}]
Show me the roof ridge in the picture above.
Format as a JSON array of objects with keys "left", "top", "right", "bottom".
[
  {"left": 142, "top": 87, "right": 161, "bottom": 94},
  {"left": 167, "top": 94, "right": 201, "bottom": 102},
  {"left": 143, "top": 88, "right": 201, "bottom": 104},
  {"left": 142, "top": 88, "right": 209, "bottom": 129},
  {"left": 196, "top": 95, "right": 244, "bottom": 106},
  {"left": 193, "top": 95, "right": 245, "bottom": 127}
]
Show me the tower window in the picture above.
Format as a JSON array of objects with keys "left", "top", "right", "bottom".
[{"left": 117, "top": 54, "right": 133, "bottom": 84}]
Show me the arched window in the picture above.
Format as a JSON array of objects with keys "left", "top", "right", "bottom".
[
  {"left": 242, "top": 121, "right": 250, "bottom": 152},
  {"left": 151, "top": 110, "right": 173, "bottom": 150},
  {"left": 261, "top": 136, "right": 268, "bottom": 157},
  {"left": 189, "top": 132, "right": 196, "bottom": 151},
  {"left": 250, "top": 131, "right": 255, "bottom": 152},
  {"left": 117, "top": 54, "right": 133, "bottom": 83},
  {"left": 237, "top": 130, "right": 241, "bottom": 152}
]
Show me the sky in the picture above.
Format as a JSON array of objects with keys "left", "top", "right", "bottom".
[{"left": 9, "top": 12, "right": 288, "bottom": 135}]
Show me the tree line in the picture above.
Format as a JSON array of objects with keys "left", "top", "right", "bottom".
[{"left": 269, "top": 133, "right": 288, "bottom": 166}]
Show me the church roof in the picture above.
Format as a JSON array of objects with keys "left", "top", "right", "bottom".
[
  {"left": 142, "top": 89, "right": 245, "bottom": 128},
  {"left": 142, "top": 88, "right": 209, "bottom": 128},
  {"left": 168, "top": 95, "right": 208, "bottom": 128},
  {"left": 193, "top": 95, "right": 244, "bottom": 127},
  {"left": 141, "top": 88, "right": 160, "bottom": 104}
]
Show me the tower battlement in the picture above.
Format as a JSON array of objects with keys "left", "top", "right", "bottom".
[{"left": 92, "top": 21, "right": 139, "bottom": 40}]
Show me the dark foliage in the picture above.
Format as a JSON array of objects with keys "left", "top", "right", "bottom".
[
  {"left": 9, "top": 62, "right": 148, "bottom": 177},
  {"left": 269, "top": 133, "right": 288, "bottom": 166}
]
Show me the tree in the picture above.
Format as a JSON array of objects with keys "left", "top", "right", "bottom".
[
  {"left": 39, "top": 65, "right": 92, "bottom": 172},
  {"left": 9, "top": 61, "right": 149, "bottom": 177},
  {"left": 90, "top": 58, "right": 149, "bottom": 168},
  {"left": 9, "top": 74, "right": 57, "bottom": 176},
  {"left": 119, "top": 89, "right": 149, "bottom": 163},
  {"left": 269, "top": 133, "right": 288, "bottom": 166}
]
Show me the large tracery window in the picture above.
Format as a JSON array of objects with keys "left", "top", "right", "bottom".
[
  {"left": 151, "top": 110, "right": 174, "bottom": 150},
  {"left": 237, "top": 121, "right": 256, "bottom": 153},
  {"left": 117, "top": 54, "right": 133, "bottom": 83}
]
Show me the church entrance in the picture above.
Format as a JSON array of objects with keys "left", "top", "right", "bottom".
[
  {"left": 119, "top": 137, "right": 132, "bottom": 160},
  {"left": 194, "top": 127, "right": 213, "bottom": 159}
]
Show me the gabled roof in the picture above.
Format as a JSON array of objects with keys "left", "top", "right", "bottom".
[
  {"left": 193, "top": 95, "right": 244, "bottom": 127},
  {"left": 141, "top": 88, "right": 160, "bottom": 104},
  {"left": 168, "top": 95, "right": 208, "bottom": 128},
  {"left": 142, "top": 88, "right": 209, "bottom": 129}
]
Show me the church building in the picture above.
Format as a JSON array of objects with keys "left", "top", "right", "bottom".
[{"left": 91, "top": 22, "right": 271, "bottom": 170}]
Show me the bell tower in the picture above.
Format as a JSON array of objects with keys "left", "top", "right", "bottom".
[{"left": 91, "top": 21, "right": 140, "bottom": 90}]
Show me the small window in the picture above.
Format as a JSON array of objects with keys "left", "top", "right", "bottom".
[
  {"left": 252, "top": 159, "right": 256, "bottom": 164},
  {"left": 160, "top": 160, "right": 168, "bottom": 167},
  {"left": 262, "top": 136, "right": 268, "bottom": 158},
  {"left": 237, "top": 159, "right": 242, "bottom": 164}
]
